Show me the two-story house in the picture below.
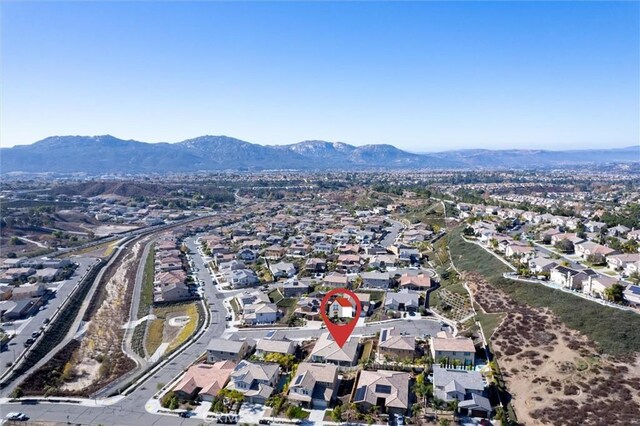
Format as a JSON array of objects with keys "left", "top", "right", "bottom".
[
  {"left": 288, "top": 362, "right": 339, "bottom": 409},
  {"left": 226, "top": 360, "right": 280, "bottom": 404}
]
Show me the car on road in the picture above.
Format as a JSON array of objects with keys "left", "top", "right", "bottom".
[
  {"left": 31, "top": 331, "right": 40, "bottom": 338},
  {"left": 43, "top": 318, "right": 51, "bottom": 324},
  {"left": 258, "top": 420, "right": 272, "bottom": 425},
  {"left": 23, "top": 338, "right": 34, "bottom": 347},
  {"left": 5, "top": 412, "right": 28, "bottom": 421},
  {"left": 178, "top": 411, "right": 192, "bottom": 418}
]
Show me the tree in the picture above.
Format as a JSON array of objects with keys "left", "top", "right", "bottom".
[
  {"left": 623, "top": 239, "right": 639, "bottom": 254},
  {"left": 61, "top": 361, "right": 75, "bottom": 381},
  {"left": 285, "top": 405, "right": 305, "bottom": 419},
  {"left": 413, "top": 372, "right": 433, "bottom": 407},
  {"left": 607, "top": 237, "right": 622, "bottom": 251},
  {"left": 586, "top": 253, "right": 606, "bottom": 266},
  {"left": 331, "top": 405, "right": 343, "bottom": 422},
  {"left": 604, "top": 283, "right": 625, "bottom": 303},
  {"left": 554, "top": 239, "right": 574, "bottom": 254},
  {"left": 10, "top": 387, "right": 23, "bottom": 398},
  {"left": 8, "top": 237, "right": 23, "bottom": 246},
  {"left": 264, "top": 353, "right": 296, "bottom": 371}
]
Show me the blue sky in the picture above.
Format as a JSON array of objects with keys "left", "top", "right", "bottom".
[{"left": 1, "top": 1, "right": 638, "bottom": 151}]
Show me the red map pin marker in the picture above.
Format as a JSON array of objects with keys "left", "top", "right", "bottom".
[{"left": 320, "top": 288, "right": 362, "bottom": 348}]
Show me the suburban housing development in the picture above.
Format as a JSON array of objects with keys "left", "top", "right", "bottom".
[{"left": 1, "top": 164, "right": 639, "bottom": 426}]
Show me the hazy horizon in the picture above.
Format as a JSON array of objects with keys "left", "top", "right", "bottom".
[
  {"left": 2, "top": 2, "right": 639, "bottom": 150},
  {"left": 3, "top": 133, "right": 637, "bottom": 153}
]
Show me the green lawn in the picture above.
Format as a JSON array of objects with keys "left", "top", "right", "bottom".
[
  {"left": 355, "top": 289, "right": 385, "bottom": 302},
  {"left": 276, "top": 297, "right": 297, "bottom": 325},
  {"left": 449, "top": 226, "right": 640, "bottom": 356},
  {"left": 137, "top": 245, "right": 155, "bottom": 318},
  {"left": 269, "top": 289, "right": 284, "bottom": 304},
  {"left": 229, "top": 298, "right": 241, "bottom": 317},
  {"left": 475, "top": 311, "right": 506, "bottom": 339},
  {"left": 361, "top": 340, "right": 373, "bottom": 362}
]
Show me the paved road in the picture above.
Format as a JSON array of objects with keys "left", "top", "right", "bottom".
[
  {"left": 532, "top": 241, "right": 585, "bottom": 270},
  {"left": 0, "top": 237, "right": 228, "bottom": 425},
  {"left": 0, "top": 256, "right": 98, "bottom": 370},
  {"left": 380, "top": 218, "right": 404, "bottom": 248},
  {"left": 0, "top": 232, "right": 444, "bottom": 425},
  {"left": 228, "top": 317, "right": 446, "bottom": 342}
]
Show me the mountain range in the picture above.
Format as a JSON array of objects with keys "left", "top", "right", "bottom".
[{"left": 1, "top": 135, "right": 638, "bottom": 173}]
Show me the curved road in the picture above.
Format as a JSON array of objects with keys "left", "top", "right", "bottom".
[
  {"left": 0, "top": 236, "right": 227, "bottom": 425},
  {"left": 0, "top": 233, "right": 446, "bottom": 425}
]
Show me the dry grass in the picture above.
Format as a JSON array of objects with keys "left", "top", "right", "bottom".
[
  {"left": 167, "top": 303, "right": 199, "bottom": 352},
  {"left": 145, "top": 302, "right": 200, "bottom": 356},
  {"left": 145, "top": 319, "right": 165, "bottom": 356},
  {"left": 468, "top": 274, "right": 640, "bottom": 425}
]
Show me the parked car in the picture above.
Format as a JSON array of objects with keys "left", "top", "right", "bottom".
[
  {"left": 5, "top": 412, "right": 28, "bottom": 421},
  {"left": 31, "top": 331, "right": 40, "bottom": 338},
  {"left": 23, "top": 338, "right": 34, "bottom": 347}
]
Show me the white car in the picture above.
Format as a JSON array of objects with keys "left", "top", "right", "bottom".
[{"left": 5, "top": 412, "right": 28, "bottom": 421}]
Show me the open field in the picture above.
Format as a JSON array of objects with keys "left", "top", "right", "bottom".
[
  {"left": 65, "top": 239, "right": 120, "bottom": 258},
  {"left": 468, "top": 274, "right": 640, "bottom": 425},
  {"left": 93, "top": 224, "right": 140, "bottom": 237},
  {"left": 60, "top": 237, "right": 148, "bottom": 393},
  {"left": 450, "top": 226, "right": 640, "bottom": 424},
  {"left": 449, "top": 226, "right": 640, "bottom": 356},
  {"left": 474, "top": 308, "right": 505, "bottom": 339}
]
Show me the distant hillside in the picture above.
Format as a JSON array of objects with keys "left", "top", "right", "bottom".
[{"left": 1, "top": 135, "right": 638, "bottom": 173}]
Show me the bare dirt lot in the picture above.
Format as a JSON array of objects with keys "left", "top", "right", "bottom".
[
  {"left": 61, "top": 237, "right": 148, "bottom": 392},
  {"left": 468, "top": 273, "right": 640, "bottom": 425}
]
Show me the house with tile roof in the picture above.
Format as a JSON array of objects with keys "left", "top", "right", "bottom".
[
  {"left": 226, "top": 360, "right": 280, "bottom": 404},
  {"left": 378, "top": 327, "right": 416, "bottom": 361},
  {"left": 173, "top": 361, "right": 235, "bottom": 401},
  {"left": 430, "top": 334, "right": 476, "bottom": 366},
  {"left": 309, "top": 332, "right": 360, "bottom": 368},
  {"left": 288, "top": 362, "right": 339, "bottom": 409},
  {"left": 352, "top": 370, "right": 411, "bottom": 415},
  {"left": 432, "top": 365, "right": 486, "bottom": 401}
]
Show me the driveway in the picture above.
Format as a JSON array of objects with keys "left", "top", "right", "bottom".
[{"left": 238, "top": 403, "right": 266, "bottom": 424}]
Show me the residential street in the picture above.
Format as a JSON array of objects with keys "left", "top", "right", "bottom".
[
  {"left": 0, "top": 236, "right": 228, "bottom": 425},
  {"left": 380, "top": 218, "right": 404, "bottom": 248}
]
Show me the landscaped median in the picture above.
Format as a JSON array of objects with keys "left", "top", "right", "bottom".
[{"left": 144, "top": 302, "right": 200, "bottom": 360}]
